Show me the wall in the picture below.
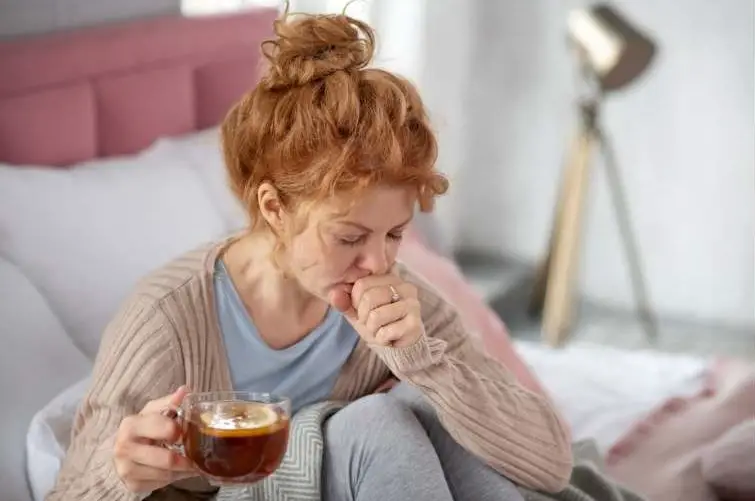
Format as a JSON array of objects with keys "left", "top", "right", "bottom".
[
  {"left": 416, "top": 0, "right": 474, "bottom": 254},
  {"left": 448, "top": 0, "right": 754, "bottom": 326},
  {"left": 0, "top": 0, "right": 179, "bottom": 38}
]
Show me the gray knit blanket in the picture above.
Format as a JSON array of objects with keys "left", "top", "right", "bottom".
[{"left": 217, "top": 401, "right": 646, "bottom": 501}]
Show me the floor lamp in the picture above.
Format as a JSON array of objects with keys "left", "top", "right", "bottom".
[{"left": 529, "top": 4, "right": 659, "bottom": 347}]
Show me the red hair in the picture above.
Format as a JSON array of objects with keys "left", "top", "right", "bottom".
[{"left": 221, "top": 10, "right": 448, "bottom": 234}]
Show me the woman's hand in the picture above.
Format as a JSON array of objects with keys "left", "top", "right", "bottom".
[
  {"left": 332, "top": 275, "right": 425, "bottom": 348},
  {"left": 113, "top": 387, "right": 196, "bottom": 493}
]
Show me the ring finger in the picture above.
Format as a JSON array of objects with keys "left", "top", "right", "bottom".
[{"left": 356, "top": 283, "right": 413, "bottom": 322}]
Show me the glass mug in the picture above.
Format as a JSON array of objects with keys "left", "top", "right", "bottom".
[{"left": 163, "top": 391, "right": 291, "bottom": 492}]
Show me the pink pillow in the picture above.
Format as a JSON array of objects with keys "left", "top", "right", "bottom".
[{"left": 398, "top": 226, "right": 549, "bottom": 397}]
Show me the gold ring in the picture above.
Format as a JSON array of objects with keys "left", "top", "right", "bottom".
[{"left": 389, "top": 285, "right": 401, "bottom": 303}]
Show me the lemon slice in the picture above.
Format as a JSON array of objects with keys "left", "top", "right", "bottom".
[{"left": 200, "top": 403, "right": 279, "bottom": 431}]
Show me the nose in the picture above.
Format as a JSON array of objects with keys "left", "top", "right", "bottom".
[{"left": 358, "top": 239, "right": 390, "bottom": 275}]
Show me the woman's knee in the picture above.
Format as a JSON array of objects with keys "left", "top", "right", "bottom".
[
  {"left": 388, "top": 383, "right": 443, "bottom": 433},
  {"left": 324, "top": 393, "right": 424, "bottom": 454},
  {"left": 323, "top": 394, "right": 453, "bottom": 501}
]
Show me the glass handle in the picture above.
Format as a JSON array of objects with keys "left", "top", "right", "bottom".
[{"left": 160, "top": 406, "right": 186, "bottom": 456}]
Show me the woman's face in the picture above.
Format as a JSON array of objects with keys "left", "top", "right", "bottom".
[{"left": 284, "top": 185, "right": 415, "bottom": 300}]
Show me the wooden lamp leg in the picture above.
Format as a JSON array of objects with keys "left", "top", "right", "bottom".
[
  {"left": 542, "top": 126, "right": 595, "bottom": 347},
  {"left": 529, "top": 130, "right": 580, "bottom": 317}
]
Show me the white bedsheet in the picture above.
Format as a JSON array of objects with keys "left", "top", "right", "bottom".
[{"left": 514, "top": 340, "right": 710, "bottom": 453}]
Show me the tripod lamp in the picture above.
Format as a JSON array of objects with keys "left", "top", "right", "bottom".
[{"left": 530, "top": 3, "right": 657, "bottom": 347}]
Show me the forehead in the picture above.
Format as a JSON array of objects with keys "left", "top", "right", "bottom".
[{"left": 324, "top": 186, "right": 416, "bottom": 226}]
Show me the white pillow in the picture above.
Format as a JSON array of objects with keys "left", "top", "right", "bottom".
[
  {"left": 0, "top": 256, "right": 90, "bottom": 501},
  {"left": 0, "top": 140, "right": 230, "bottom": 359},
  {"left": 26, "top": 377, "right": 91, "bottom": 501},
  {"left": 150, "top": 128, "right": 248, "bottom": 232}
]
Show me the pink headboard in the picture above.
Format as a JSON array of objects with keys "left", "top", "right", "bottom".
[{"left": 0, "top": 9, "right": 278, "bottom": 166}]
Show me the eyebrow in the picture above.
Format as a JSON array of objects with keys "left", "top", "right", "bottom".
[{"left": 339, "top": 217, "right": 412, "bottom": 233}]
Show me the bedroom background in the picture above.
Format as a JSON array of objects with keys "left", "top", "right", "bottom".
[
  {"left": 0, "top": 1, "right": 753, "bottom": 501},
  {"left": 2, "top": 0, "right": 752, "bottom": 342}
]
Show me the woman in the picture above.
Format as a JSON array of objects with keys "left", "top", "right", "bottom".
[{"left": 47, "top": 11, "right": 572, "bottom": 501}]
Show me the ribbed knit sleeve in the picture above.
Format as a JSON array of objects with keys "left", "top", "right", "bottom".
[
  {"left": 371, "top": 271, "right": 574, "bottom": 493},
  {"left": 44, "top": 296, "right": 197, "bottom": 501}
]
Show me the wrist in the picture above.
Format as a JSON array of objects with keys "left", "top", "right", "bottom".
[
  {"left": 372, "top": 335, "right": 446, "bottom": 374},
  {"left": 391, "top": 331, "right": 422, "bottom": 349}
]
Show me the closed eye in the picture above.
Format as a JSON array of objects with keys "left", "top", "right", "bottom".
[
  {"left": 338, "top": 232, "right": 403, "bottom": 247},
  {"left": 339, "top": 235, "right": 367, "bottom": 246}
]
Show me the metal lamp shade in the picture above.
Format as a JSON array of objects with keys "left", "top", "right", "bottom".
[{"left": 567, "top": 4, "right": 657, "bottom": 91}]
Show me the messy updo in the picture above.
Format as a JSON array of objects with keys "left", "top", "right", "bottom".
[{"left": 221, "top": 7, "right": 448, "bottom": 237}]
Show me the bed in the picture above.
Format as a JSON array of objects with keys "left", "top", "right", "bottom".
[{"left": 0, "top": 9, "right": 752, "bottom": 501}]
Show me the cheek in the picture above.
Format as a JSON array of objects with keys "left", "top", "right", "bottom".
[
  {"left": 320, "top": 244, "right": 359, "bottom": 273},
  {"left": 289, "top": 234, "right": 355, "bottom": 276},
  {"left": 389, "top": 238, "right": 402, "bottom": 257},
  {"left": 288, "top": 233, "right": 321, "bottom": 269},
  {"left": 385, "top": 241, "right": 401, "bottom": 268}
]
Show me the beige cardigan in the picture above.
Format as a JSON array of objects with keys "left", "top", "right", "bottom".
[{"left": 47, "top": 241, "right": 572, "bottom": 500}]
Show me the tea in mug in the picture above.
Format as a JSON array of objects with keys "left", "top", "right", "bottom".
[{"left": 183, "top": 400, "right": 290, "bottom": 482}]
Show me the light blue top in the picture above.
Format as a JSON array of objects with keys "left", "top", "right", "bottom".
[{"left": 214, "top": 259, "right": 360, "bottom": 414}]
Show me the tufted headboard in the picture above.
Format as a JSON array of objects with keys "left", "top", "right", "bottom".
[{"left": 0, "top": 8, "right": 278, "bottom": 167}]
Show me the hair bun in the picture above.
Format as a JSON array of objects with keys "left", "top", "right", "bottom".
[{"left": 261, "top": 13, "right": 375, "bottom": 90}]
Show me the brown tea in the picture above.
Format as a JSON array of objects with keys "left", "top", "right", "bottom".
[{"left": 182, "top": 401, "right": 290, "bottom": 482}]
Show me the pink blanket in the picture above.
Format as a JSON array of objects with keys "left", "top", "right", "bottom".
[{"left": 606, "top": 359, "right": 755, "bottom": 501}]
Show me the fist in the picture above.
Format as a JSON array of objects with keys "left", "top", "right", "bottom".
[{"left": 331, "top": 274, "right": 424, "bottom": 348}]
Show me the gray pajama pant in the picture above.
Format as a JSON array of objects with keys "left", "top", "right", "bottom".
[{"left": 322, "top": 383, "right": 525, "bottom": 501}]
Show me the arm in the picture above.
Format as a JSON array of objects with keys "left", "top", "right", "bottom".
[
  {"left": 372, "top": 278, "right": 573, "bottom": 493},
  {"left": 396, "top": 229, "right": 549, "bottom": 398},
  {"left": 45, "top": 297, "right": 207, "bottom": 501}
]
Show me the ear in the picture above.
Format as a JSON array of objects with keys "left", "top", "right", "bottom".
[{"left": 257, "top": 182, "right": 286, "bottom": 231}]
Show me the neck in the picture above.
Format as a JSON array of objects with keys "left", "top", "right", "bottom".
[{"left": 222, "top": 232, "right": 324, "bottom": 324}]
